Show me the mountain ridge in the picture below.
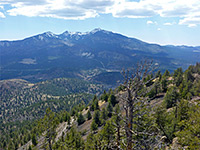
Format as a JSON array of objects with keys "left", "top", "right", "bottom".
[{"left": 0, "top": 28, "right": 200, "bottom": 84}]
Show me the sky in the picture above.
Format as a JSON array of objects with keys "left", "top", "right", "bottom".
[{"left": 0, "top": 0, "right": 200, "bottom": 46}]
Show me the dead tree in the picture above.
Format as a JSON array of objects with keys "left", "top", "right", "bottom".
[{"left": 119, "top": 60, "right": 157, "bottom": 150}]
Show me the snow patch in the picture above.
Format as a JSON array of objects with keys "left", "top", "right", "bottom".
[{"left": 81, "top": 52, "right": 94, "bottom": 58}]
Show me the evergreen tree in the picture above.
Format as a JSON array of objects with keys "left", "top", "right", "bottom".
[
  {"left": 100, "top": 90, "right": 108, "bottom": 102},
  {"left": 94, "top": 99, "right": 99, "bottom": 110},
  {"left": 85, "top": 133, "right": 96, "bottom": 149},
  {"left": 112, "top": 104, "right": 123, "bottom": 149},
  {"left": 107, "top": 102, "right": 113, "bottom": 118},
  {"left": 93, "top": 110, "right": 101, "bottom": 126},
  {"left": 91, "top": 121, "right": 98, "bottom": 132},
  {"left": 31, "top": 133, "right": 37, "bottom": 146},
  {"left": 77, "top": 113, "right": 85, "bottom": 125},
  {"left": 42, "top": 108, "right": 58, "bottom": 150},
  {"left": 108, "top": 93, "right": 117, "bottom": 106},
  {"left": 86, "top": 110, "right": 92, "bottom": 120},
  {"left": 163, "top": 70, "right": 170, "bottom": 77},
  {"left": 65, "top": 126, "right": 84, "bottom": 149},
  {"left": 100, "top": 120, "right": 115, "bottom": 149},
  {"left": 161, "top": 77, "right": 168, "bottom": 92},
  {"left": 164, "top": 86, "right": 179, "bottom": 108},
  {"left": 100, "top": 108, "right": 108, "bottom": 125},
  {"left": 175, "top": 104, "right": 200, "bottom": 149}
]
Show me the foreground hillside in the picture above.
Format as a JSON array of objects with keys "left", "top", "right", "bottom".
[
  {"left": 1, "top": 29, "right": 200, "bottom": 85},
  {"left": 1, "top": 62, "right": 200, "bottom": 150}
]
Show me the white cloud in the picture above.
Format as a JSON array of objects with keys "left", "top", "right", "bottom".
[
  {"left": 147, "top": 20, "right": 153, "bottom": 24},
  {"left": 164, "top": 22, "right": 172, "bottom": 26},
  {"left": 0, "top": 12, "right": 5, "bottom": 18},
  {"left": 147, "top": 20, "right": 157, "bottom": 25},
  {"left": 188, "top": 24, "right": 197, "bottom": 28},
  {"left": 163, "top": 22, "right": 176, "bottom": 26},
  {"left": 179, "top": 16, "right": 200, "bottom": 26},
  {"left": 4, "top": 0, "right": 115, "bottom": 20},
  {"left": 0, "top": 0, "right": 200, "bottom": 25},
  {"left": 157, "top": 28, "right": 161, "bottom": 31}
]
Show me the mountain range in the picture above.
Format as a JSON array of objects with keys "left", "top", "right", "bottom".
[{"left": 1, "top": 28, "right": 200, "bottom": 85}]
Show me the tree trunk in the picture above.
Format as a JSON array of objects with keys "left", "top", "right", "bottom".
[{"left": 127, "top": 88, "right": 133, "bottom": 150}]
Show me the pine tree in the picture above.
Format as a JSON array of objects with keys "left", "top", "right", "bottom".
[
  {"left": 100, "top": 107, "right": 108, "bottom": 125},
  {"left": 101, "top": 120, "right": 115, "bottom": 149},
  {"left": 31, "top": 133, "right": 37, "bottom": 146},
  {"left": 108, "top": 93, "right": 117, "bottom": 106},
  {"left": 91, "top": 121, "right": 98, "bottom": 132},
  {"left": 112, "top": 104, "right": 122, "bottom": 149},
  {"left": 107, "top": 102, "right": 113, "bottom": 118},
  {"left": 164, "top": 86, "right": 179, "bottom": 108},
  {"left": 77, "top": 113, "right": 85, "bottom": 125},
  {"left": 86, "top": 110, "right": 92, "bottom": 120},
  {"left": 93, "top": 110, "right": 101, "bottom": 126},
  {"left": 42, "top": 108, "right": 58, "bottom": 150},
  {"left": 101, "top": 90, "right": 108, "bottom": 102}
]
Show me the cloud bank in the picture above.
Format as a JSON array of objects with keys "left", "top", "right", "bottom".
[{"left": 0, "top": 0, "right": 200, "bottom": 26}]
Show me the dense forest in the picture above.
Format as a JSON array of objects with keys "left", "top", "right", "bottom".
[{"left": 0, "top": 62, "right": 200, "bottom": 150}]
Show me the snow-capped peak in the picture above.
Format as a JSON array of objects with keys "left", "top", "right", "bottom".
[
  {"left": 43, "top": 31, "right": 57, "bottom": 37},
  {"left": 90, "top": 28, "right": 102, "bottom": 34},
  {"left": 90, "top": 28, "right": 110, "bottom": 34},
  {"left": 62, "top": 31, "right": 88, "bottom": 36}
]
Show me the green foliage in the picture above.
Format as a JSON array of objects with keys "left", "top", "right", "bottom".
[
  {"left": 93, "top": 110, "right": 101, "bottom": 126},
  {"left": 85, "top": 133, "right": 97, "bottom": 149},
  {"left": 31, "top": 133, "right": 37, "bottom": 146},
  {"left": 179, "top": 80, "right": 193, "bottom": 99},
  {"left": 175, "top": 103, "right": 200, "bottom": 149},
  {"left": 64, "top": 126, "right": 85, "bottom": 150},
  {"left": 163, "top": 70, "right": 170, "bottom": 77},
  {"left": 77, "top": 113, "right": 85, "bottom": 125},
  {"left": 100, "top": 120, "right": 115, "bottom": 148},
  {"left": 144, "top": 74, "right": 154, "bottom": 86},
  {"left": 155, "top": 106, "right": 176, "bottom": 143},
  {"left": 0, "top": 78, "right": 103, "bottom": 123},
  {"left": 1, "top": 63, "right": 200, "bottom": 149},
  {"left": 147, "top": 82, "right": 160, "bottom": 99},
  {"left": 100, "top": 90, "right": 109, "bottom": 102},
  {"left": 161, "top": 77, "right": 168, "bottom": 92},
  {"left": 192, "top": 79, "right": 200, "bottom": 96},
  {"left": 86, "top": 110, "right": 92, "bottom": 120},
  {"left": 184, "top": 69, "right": 195, "bottom": 82},
  {"left": 91, "top": 121, "right": 98, "bottom": 132},
  {"left": 164, "top": 86, "right": 179, "bottom": 108},
  {"left": 107, "top": 102, "right": 113, "bottom": 118},
  {"left": 177, "top": 99, "right": 189, "bottom": 122},
  {"left": 173, "top": 68, "right": 183, "bottom": 86},
  {"left": 100, "top": 108, "right": 108, "bottom": 125},
  {"left": 89, "top": 95, "right": 99, "bottom": 111},
  {"left": 42, "top": 108, "right": 59, "bottom": 150},
  {"left": 108, "top": 93, "right": 117, "bottom": 106}
]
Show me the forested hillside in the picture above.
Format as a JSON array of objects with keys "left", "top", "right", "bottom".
[
  {"left": 0, "top": 78, "right": 104, "bottom": 123},
  {"left": 1, "top": 62, "right": 200, "bottom": 150}
]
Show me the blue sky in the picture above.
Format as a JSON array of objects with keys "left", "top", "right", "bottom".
[{"left": 0, "top": 0, "right": 200, "bottom": 46}]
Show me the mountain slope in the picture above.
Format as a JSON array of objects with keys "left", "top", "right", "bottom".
[{"left": 0, "top": 28, "right": 199, "bottom": 85}]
